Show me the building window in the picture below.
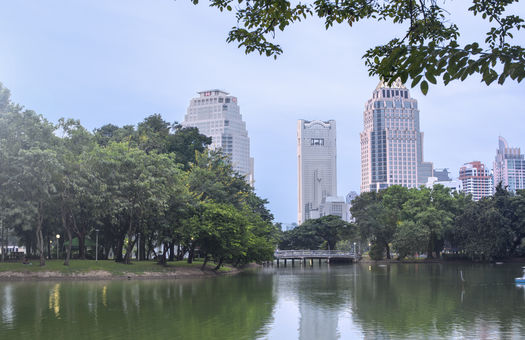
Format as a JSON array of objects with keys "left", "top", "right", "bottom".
[{"left": 311, "top": 138, "right": 325, "bottom": 146}]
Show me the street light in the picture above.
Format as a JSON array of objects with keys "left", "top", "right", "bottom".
[
  {"left": 95, "top": 229, "right": 99, "bottom": 262},
  {"left": 56, "top": 234, "right": 60, "bottom": 259}
]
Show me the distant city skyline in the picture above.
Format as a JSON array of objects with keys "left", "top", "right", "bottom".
[{"left": 1, "top": 1, "right": 524, "bottom": 223}]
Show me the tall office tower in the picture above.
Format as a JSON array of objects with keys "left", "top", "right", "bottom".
[
  {"left": 182, "top": 90, "right": 254, "bottom": 185},
  {"left": 459, "top": 161, "right": 493, "bottom": 201},
  {"left": 360, "top": 79, "right": 433, "bottom": 192},
  {"left": 297, "top": 120, "right": 337, "bottom": 225},
  {"left": 493, "top": 136, "right": 525, "bottom": 192}
]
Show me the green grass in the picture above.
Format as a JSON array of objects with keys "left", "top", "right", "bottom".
[{"left": 0, "top": 259, "right": 234, "bottom": 275}]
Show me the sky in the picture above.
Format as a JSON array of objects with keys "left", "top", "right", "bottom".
[{"left": 1, "top": 0, "right": 524, "bottom": 224}]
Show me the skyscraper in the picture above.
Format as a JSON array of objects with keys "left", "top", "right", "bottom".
[
  {"left": 297, "top": 120, "right": 337, "bottom": 224},
  {"left": 459, "top": 161, "right": 493, "bottom": 201},
  {"left": 493, "top": 136, "right": 525, "bottom": 192},
  {"left": 182, "top": 89, "right": 254, "bottom": 185},
  {"left": 360, "top": 79, "right": 433, "bottom": 192}
]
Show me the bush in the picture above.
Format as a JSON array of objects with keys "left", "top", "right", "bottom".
[{"left": 369, "top": 242, "right": 384, "bottom": 260}]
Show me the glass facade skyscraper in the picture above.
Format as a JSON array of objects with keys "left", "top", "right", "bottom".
[
  {"left": 494, "top": 136, "right": 525, "bottom": 192},
  {"left": 182, "top": 89, "right": 254, "bottom": 185},
  {"left": 360, "top": 79, "right": 433, "bottom": 192}
]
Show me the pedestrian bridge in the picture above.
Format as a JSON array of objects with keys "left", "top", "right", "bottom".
[{"left": 272, "top": 250, "right": 359, "bottom": 266}]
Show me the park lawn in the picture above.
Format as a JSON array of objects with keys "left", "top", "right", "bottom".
[{"left": 0, "top": 259, "right": 233, "bottom": 275}]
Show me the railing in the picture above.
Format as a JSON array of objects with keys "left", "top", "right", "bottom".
[{"left": 274, "top": 250, "right": 356, "bottom": 258}]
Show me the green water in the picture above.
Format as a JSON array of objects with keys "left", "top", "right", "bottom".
[{"left": 1, "top": 263, "right": 525, "bottom": 339}]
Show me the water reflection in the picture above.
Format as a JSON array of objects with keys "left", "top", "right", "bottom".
[
  {"left": 1, "top": 264, "right": 525, "bottom": 339},
  {"left": 0, "top": 275, "right": 276, "bottom": 340},
  {"left": 1, "top": 285, "right": 14, "bottom": 328},
  {"left": 263, "top": 263, "right": 525, "bottom": 339},
  {"left": 48, "top": 283, "right": 60, "bottom": 319}
]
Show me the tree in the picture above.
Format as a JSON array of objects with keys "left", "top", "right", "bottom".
[
  {"left": 55, "top": 118, "right": 97, "bottom": 264},
  {"left": 351, "top": 187, "right": 409, "bottom": 259},
  {"left": 279, "top": 215, "right": 351, "bottom": 250},
  {"left": 392, "top": 220, "right": 429, "bottom": 259},
  {"left": 400, "top": 185, "right": 455, "bottom": 258},
  {"left": 191, "top": 201, "right": 249, "bottom": 269},
  {"left": 0, "top": 101, "right": 60, "bottom": 264},
  {"left": 456, "top": 198, "right": 514, "bottom": 260},
  {"left": 9, "top": 148, "right": 62, "bottom": 266},
  {"left": 196, "top": 0, "right": 525, "bottom": 93},
  {"left": 167, "top": 124, "right": 212, "bottom": 169}
]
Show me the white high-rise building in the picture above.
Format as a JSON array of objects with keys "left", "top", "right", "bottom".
[
  {"left": 182, "top": 90, "right": 254, "bottom": 185},
  {"left": 459, "top": 161, "right": 493, "bottom": 201},
  {"left": 360, "top": 79, "right": 433, "bottom": 192},
  {"left": 297, "top": 120, "right": 337, "bottom": 224}
]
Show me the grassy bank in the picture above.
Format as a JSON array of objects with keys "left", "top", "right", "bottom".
[{"left": 0, "top": 259, "right": 235, "bottom": 280}]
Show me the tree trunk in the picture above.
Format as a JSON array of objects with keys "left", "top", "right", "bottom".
[
  {"left": 385, "top": 242, "right": 391, "bottom": 260},
  {"left": 177, "top": 244, "right": 183, "bottom": 261},
  {"left": 1, "top": 220, "right": 5, "bottom": 263},
  {"left": 123, "top": 237, "right": 136, "bottom": 264},
  {"left": 77, "top": 232, "right": 86, "bottom": 259},
  {"left": 201, "top": 253, "right": 209, "bottom": 270},
  {"left": 123, "top": 213, "right": 136, "bottom": 264},
  {"left": 158, "top": 243, "right": 168, "bottom": 265},
  {"left": 427, "top": 239, "right": 434, "bottom": 259},
  {"left": 168, "top": 243, "right": 175, "bottom": 261},
  {"left": 64, "top": 227, "right": 72, "bottom": 266},
  {"left": 187, "top": 244, "right": 195, "bottom": 264},
  {"left": 214, "top": 257, "right": 223, "bottom": 270},
  {"left": 36, "top": 205, "right": 45, "bottom": 266},
  {"left": 61, "top": 204, "right": 72, "bottom": 266},
  {"left": 177, "top": 245, "right": 186, "bottom": 261},
  {"left": 114, "top": 237, "right": 124, "bottom": 262},
  {"left": 139, "top": 236, "right": 146, "bottom": 261}
]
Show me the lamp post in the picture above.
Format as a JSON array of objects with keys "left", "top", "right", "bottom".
[
  {"left": 95, "top": 229, "right": 99, "bottom": 262},
  {"left": 56, "top": 234, "right": 60, "bottom": 259}
]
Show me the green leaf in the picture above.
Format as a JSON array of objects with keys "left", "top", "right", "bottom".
[
  {"left": 425, "top": 72, "right": 437, "bottom": 85},
  {"left": 420, "top": 80, "right": 429, "bottom": 95}
]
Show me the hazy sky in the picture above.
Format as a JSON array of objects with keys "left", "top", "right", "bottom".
[{"left": 1, "top": 1, "right": 524, "bottom": 223}]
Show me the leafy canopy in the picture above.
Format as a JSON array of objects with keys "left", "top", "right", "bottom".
[{"left": 193, "top": 0, "right": 525, "bottom": 93}]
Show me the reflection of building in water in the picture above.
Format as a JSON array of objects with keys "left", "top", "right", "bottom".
[{"left": 298, "top": 300, "right": 339, "bottom": 340}]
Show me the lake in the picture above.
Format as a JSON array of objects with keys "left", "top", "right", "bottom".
[{"left": 1, "top": 263, "right": 525, "bottom": 339}]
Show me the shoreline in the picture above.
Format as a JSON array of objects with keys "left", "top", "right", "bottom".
[
  {"left": 357, "top": 257, "right": 525, "bottom": 264},
  {"left": 0, "top": 262, "right": 249, "bottom": 282}
]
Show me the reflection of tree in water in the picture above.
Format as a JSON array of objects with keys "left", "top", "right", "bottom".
[
  {"left": 0, "top": 275, "right": 276, "bottom": 340},
  {"left": 350, "top": 264, "right": 525, "bottom": 339}
]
